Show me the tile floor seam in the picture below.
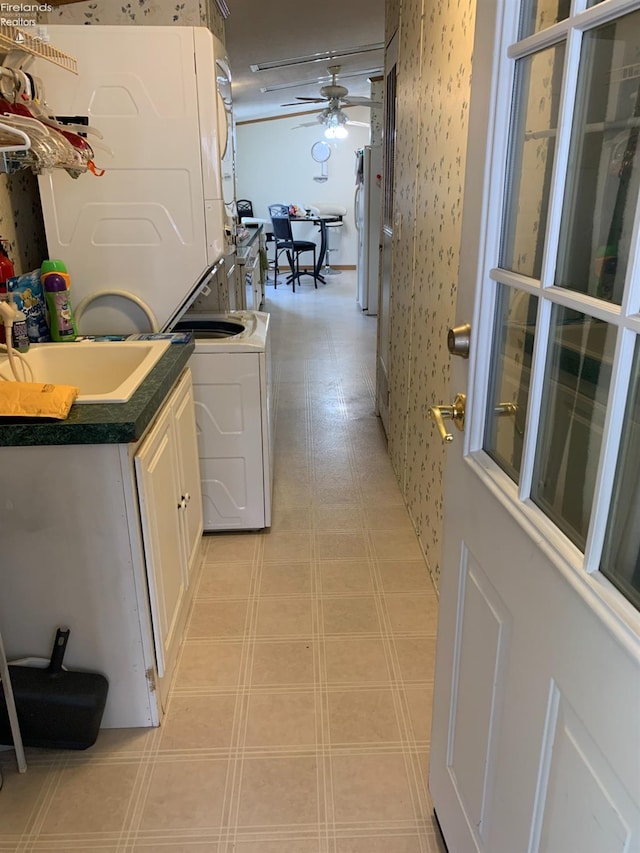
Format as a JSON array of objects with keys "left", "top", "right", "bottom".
[
  {"left": 115, "top": 763, "right": 156, "bottom": 853},
  {"left": 364, "top": 534, "right": 436, "bottom": 852},
  {"left": 297, "top": 343, "right": 334, "bottom": 853},
  {"left": 217, "top": 540, "right": 265, "bottom": 852},
  {"left": 17, "top": 759, "right": 67, "bottom": 852},
  {"left": 114, "top": 717, "right": 165, "bottom": 850},
  {"left": 311, "top": 531, "right": 336, "bottom": 853}
]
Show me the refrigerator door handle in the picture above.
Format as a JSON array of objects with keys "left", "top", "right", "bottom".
[{"left": 354, "top": 185, "right": 362, "bottom": 234}]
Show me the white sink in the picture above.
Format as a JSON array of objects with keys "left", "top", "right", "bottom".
[{"left": 0, "top": 340, "right": 171, "bottom": 404}]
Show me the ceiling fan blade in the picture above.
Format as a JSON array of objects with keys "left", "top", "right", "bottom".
[
  {"left": 346, "top": 120, "right": 371, "bottom": 128},
  {"left": 342, "top": 97, "right": 382, "bottom": 107},
  {"left": 291, "top": 121, "right": 323, "bottom": 129},
  {"left": 281, "top": 97, "right": 327, "bottom": 106}
]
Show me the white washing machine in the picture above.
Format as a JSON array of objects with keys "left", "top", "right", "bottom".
[{"left": 171, "top": 311, "right": 273, "bottom": 531}]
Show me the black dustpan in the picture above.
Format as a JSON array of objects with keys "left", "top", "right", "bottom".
[{"left": 0, "top": 627, "right": 109, "bottom": 750}]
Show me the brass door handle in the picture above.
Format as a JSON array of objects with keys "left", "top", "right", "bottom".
[
  {"left": 429, "top": 393, "right": 466, "bottom": 444},
  {"left": 429, "top": 395, "right": 520, "bottom": 445},
  {"left": 494, "top": 400, "right": 522, "bottom": 435},
  {"left": 495, "top": 402, "right": 517, "bottom": 416}
]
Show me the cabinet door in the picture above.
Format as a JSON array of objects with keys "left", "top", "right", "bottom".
[
  {"left": 171, "top": 370, "right": 203, "bottom": 581},
  {"left": 135, "top": 404, "right": 185, "bottom": 685}
]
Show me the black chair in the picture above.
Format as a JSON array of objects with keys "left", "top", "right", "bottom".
[
  {"left": 236, "top": 199, "right": 254, "bottom": 218},
  {"left": 268, "top": 203, "right": 318, "bottom": 292}
]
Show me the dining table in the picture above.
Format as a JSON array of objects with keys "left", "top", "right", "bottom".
[{"left": 291, "top": 213, "right": 343, "bottom": 283}]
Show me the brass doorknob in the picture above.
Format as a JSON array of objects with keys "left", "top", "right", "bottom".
[{"left": 429, "top": 393, "right": 466, "bottom": 444}]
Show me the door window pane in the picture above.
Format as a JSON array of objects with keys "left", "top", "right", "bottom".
[
  {"left": 532, "top": 306, "right": 616, "bottom": 549},
  {"left": 500, "top": 44, "right": 565, "bottom": 279},
  {"left": 484, "top": 286, "right": 538, "bottom": 482},
  {"left": 555, "top": 11, "right": 640, "bottom": 304},
  {"left": 519, "top": 0, "right": 571, "bottom": 38},
  {"left": 600, "top": 340, "right": 640, "bottom": 612}
]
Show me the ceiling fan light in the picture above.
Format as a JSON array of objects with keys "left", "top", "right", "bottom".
[{"left": 324, "top": 124, "right": 348, "bottom": 139}]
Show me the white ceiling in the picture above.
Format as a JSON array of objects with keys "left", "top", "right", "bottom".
[{"left": 223, "top": 0, "right": 385, "bottom": 123}]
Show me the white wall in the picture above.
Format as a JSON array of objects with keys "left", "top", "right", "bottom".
[{"left": 235, "top": 108, "right": 371, "bottom": 266}]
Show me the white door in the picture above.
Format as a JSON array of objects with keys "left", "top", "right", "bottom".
[{"left": 429, "top": 2, "right": 640, "bottom": 851}]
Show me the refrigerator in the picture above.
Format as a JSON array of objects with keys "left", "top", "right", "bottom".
[
  {"left": 34, "top": 25, "right": 230, "bottom": 335},
  {"left": 355, "top": 145, "right": 382, "bottom": 315}
]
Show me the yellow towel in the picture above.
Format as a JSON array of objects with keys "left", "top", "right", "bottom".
[{"left": 0, "top": 382, "right": 79, "bottom": 419}]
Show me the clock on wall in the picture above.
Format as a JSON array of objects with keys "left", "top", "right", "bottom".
[{"left": 311, "top": 141, "right": 332, "bottom": 163}]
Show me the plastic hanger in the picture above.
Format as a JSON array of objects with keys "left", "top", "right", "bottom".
[{"left": 0, "top": 119, "right": 30, "bottom": 153}]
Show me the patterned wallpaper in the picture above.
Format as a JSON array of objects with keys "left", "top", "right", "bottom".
[
  {"left": 0, "top": 174, "right": 47, "bottom": 275},
  {"left": 388, "top": 0, "right": 423, "bottom": 493},
  {"left": 44, "top": 0, "right": 226, "bottom": 36},
  {"left": 385, "top": 0, "right": 475, "bottom": 589},
  {"left": 370, "top": 77, "right": 384, "bottom": 147},
  {"left": 387, "top": 0, "right": 401, "bottom": 44}
]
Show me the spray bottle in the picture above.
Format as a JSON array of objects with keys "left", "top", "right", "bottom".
[{"left": 9, "top": 295, "right": 29, "bottom": 353}]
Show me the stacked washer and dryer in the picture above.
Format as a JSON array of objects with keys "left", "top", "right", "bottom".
[{"left": 35, "top": 26, "right": 273, "bottom": 531}]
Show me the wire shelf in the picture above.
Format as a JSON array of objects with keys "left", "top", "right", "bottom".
[{"left": 0, "top": 26, "right": 77, "bottom": 74}]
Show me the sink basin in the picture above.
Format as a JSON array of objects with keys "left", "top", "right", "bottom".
[{"left": 0, "top": 340, "right": 171, "bottom": 404}]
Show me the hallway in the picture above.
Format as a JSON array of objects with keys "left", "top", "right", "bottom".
[{"left": 0, "top": 273, "right": 443, "bottom": 852}]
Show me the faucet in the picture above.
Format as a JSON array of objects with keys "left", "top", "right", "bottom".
[{"left": 0, "top": 295, "right": 17, "bottom": 328}]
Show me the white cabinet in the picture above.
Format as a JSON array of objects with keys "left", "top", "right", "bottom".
[
  {"left": 0, "top": 368, "right": 203, "bottom": 727},
  {"left": 135, "top": 370, "right": 202, "bottom": 708}
]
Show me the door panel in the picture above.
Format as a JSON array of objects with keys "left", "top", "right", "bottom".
[
  {"left": 535, "top": 690, "right": 635, "bottom": 853},
  {"left": 449, "top": 549, "right": 511, "bottom": 844}
]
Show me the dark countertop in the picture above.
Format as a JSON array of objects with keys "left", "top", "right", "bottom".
[{"left": 0, "top": 341, "right": 195, "bottom": 447}]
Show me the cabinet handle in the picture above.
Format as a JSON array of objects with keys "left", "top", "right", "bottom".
[
  {"left": 184, "top": 492, "right": 191, "bottom": 503},
  {"left": 177, "top": 498, "right": 187, "bottom": 511}
]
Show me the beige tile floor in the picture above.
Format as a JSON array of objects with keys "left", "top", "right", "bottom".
[{"left": 0, "top": 272, "right": 444, "bottom": 852}]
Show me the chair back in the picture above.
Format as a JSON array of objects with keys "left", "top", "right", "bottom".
[
  {"left": 269, "top": 204, "right": 294, "bottom": 242},
  {"left": 236, "top": 198, "right": 254, "bottom": 217}
]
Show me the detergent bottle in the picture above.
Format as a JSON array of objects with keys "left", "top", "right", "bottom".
[
  {"left": 41, "top": 259, "right": 71, "bottom": 290},
  {"left": 43, "top": 273, "right": 78, "bottom": 341}
]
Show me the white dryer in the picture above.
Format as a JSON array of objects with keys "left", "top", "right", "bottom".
[{"left": 171, "top": 311, "right": 273, "bottom": 531}]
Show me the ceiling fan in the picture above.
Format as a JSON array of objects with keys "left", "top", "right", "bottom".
[{"left": 283, "top": 65, "right": 381, "bottom": 137}]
